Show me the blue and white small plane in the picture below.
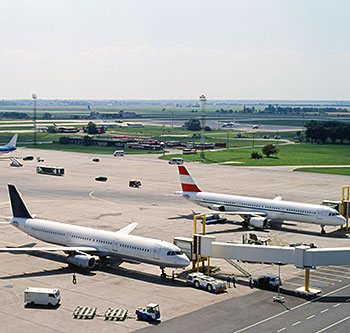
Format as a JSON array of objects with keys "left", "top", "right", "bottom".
[{"left": 0, "top": 134, "right": 18, "bottom": 154}]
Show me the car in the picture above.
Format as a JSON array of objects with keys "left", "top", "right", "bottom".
[
  {"left": 92, "top": 158, "right": 100, "bottom": 162},
  {"left": 23, "top": 155, "right": 34, "bottom": 161},
  {"left": 129, "top": 180, "right": 141, "bottom": 188},
  {"left": 253, "top": 274, "right": 282, "bottom": 290},
  {"left": 95, "top": 176, "right": 107, "bottom": 182}
]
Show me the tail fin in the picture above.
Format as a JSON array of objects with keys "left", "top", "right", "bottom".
[
  {"left": 8, "top": 185, "right": 32, "bottom": 219},
  {"left": 178, "top": 166, "right": 201, "bottom": 192},
  {"left": 7, "top": 134, "right": 18, "bottom": 148}
]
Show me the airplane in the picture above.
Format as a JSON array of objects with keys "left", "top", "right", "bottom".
[
  {"left": 0, "top": 185, "right": 190, "bottom": 277},
  {"left": 0, "top": 134, "right": 18, "bottom": 154},
  {"left": 176, "top": 166, "right": 346, "bottom": 234},
  {"left": 252, "top": 124, "right": 260, "bottom": 129},
  {"left": 34, "top": 124, "right": 48, "bottom": 131},
  {"left": 53, "top": 123, "right": 79, "bottom": 133},
  {"left": 221, "top": 121, "right": 235, "bottom": 128}
]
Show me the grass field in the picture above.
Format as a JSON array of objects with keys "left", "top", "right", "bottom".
[
  {"left": 161, "top": 143, "right": 350, "bottom": 166},
  {"left": 293, "top": 167, "right": 350, "bottom": 176}
]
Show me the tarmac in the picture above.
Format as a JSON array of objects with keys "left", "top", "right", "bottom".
[{"left": 0, "top": 147, "right": 349, "bottom": 332}]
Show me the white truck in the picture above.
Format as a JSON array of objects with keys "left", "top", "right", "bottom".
[
  {"left": 186, "top": 272, "right": 227, "bottom": 293},
  {"left": 24, "top": 287, "right": 61, "bottom": 306}
]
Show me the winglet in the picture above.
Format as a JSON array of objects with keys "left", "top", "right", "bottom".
[
  {"left": 178, "top": 166, "right": 201, "bottom": 192},
  {"left": 116, "top": 222, "right": 138, "bottom": 235},
  {"left": 8, "top": 185, "right": 32, "bottom": 219}
]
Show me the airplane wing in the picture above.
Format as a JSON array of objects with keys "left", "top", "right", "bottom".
[
  {"left": 196, "top": 211, "right": 267, "bottom": 219},
  {"left": 116, "top": 222, "right": 138, "bottom": 235},
  {"left": 0, "top": 246, "right": 98, "bottom": 252}
]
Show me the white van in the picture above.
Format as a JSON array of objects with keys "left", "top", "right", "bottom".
[
  {"left": 168, "top": 157, "right": 184, "bottom": 165},
  {"left": 113, "top": 150, "right": 124, "bottom": 157},
  {"left": 24, "top": 287, "right": 61, "bottom": 306}
]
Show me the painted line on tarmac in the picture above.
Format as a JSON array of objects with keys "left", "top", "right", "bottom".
[
  {"left": 233, "top": 283, "right": 350, "bottom": 333},
  {"left": 89, "top": 191, "right": 114, "bottom": 204},
  {"left": 315, "top": 315, "right": 350, "bottom": 333}
]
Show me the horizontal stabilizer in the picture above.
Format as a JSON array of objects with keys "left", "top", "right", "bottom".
[{"left": 116, "top": 222, "right": 138, "bottom": 235}]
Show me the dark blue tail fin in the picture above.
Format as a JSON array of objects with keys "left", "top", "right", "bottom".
[{"left": 8, "top": 185, "right": 32, "bottom": 219}]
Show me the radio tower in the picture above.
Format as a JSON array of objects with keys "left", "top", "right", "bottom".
[
  {"left": 32, "top": 93, "right": 37, "bottom": 145},
  {"left": 200, "top": 94, "right": 206, "bottom": 158}
]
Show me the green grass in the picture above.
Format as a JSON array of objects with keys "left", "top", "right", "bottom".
[
  {"left": 160, "top": 143, "right": 350, "bottom": 166},
  {"left": 293, "top": 167, "right": 350, "bottom": 176}
]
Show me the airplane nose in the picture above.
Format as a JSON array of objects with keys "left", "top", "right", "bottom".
[{"left": 181, "top": 254, "right": 190, "bottom": 267}]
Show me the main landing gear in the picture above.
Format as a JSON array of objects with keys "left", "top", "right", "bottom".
[
  {"left": 160, "top": 267, "right": 166, "bottom": 279},
  {"left": 321, "top": 225, "right": 326, "bottom": 234}
]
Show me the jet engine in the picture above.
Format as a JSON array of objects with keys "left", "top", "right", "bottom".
[
  {"left": 249, "top": 217, "right": 268, "bottom": 229},
  {"left": 67, "top": 254, "right": 96, "bottom": 269}
]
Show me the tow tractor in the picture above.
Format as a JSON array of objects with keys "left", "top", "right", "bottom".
[
  {"left": 135, "top": 303, "right": 161, "bottom": 321},
  {"left": 129, "top": 180, "right": 141, "bottom": 188},
  {"left": 186, "top": 272, "right": 227, "bottom": 293}
]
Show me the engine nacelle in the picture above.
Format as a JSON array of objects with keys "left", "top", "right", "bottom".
[
  {"left": 249, "top": 217, "right": 268, "bottom": 229},
  {"left": 67, "top": 254, "right": 96, "bottom": 269}
]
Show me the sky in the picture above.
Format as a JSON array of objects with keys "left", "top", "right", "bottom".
[{"left": 1, "top": 0, "right": 350, "bottom": 100}]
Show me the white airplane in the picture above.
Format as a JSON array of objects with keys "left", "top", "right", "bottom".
[
  {"left": 53, "top": 123, "right": 79, "bottom": 133},
  {"left": 0, "top": 185, "right": 190, "bottom": 277},
  {"left": 221, "top": 120, "right": 235, "bottom": 128},
  {"left": 176, "top": 166, "right": 346, "bottom": 234},
  {"left": 0, "top": 134, "right": 18, "bottom": 154},
  {"left": 34, "top": 124, "right": 48, "bottom": 131}
]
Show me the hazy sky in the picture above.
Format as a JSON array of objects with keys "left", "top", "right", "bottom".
[{"left": 1, "top": 0, "right": 349, "bottom": 100}]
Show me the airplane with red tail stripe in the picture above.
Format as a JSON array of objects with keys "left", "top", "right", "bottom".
[{"left": 176, "top": 165, "right": 345, "bottom": 234}]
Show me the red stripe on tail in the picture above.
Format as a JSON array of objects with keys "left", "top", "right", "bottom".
[
  {"left": 178, "top": 165, "right": 190, "bottom": 175},
  {"left": 181, "top": 183, "right": 201, "bottom": 192}
]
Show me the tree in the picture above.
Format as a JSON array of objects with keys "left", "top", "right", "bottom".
[
  {"left": 251, "top": 151, "right": 262, "bottom": 159},
  {"left": 184, "top": 118, "right": 201, "bottom": 131},
  {"left": 42, "top": 112, "right": 52, "bottom": 119},
  {"left": 82, "top": 135, "right": 93, "bottom": 146},
  {"left": 262, "top": 144, "right": 279, "bottom": 158},
  {"left": 59, "top": 137, "right": 70, "bottom": 144},
  {"left": 87, "top": 121, "right": 98, "bottom": 134},
  {"left": 47, "top": 126, "right": 58, "bottom": 133}
]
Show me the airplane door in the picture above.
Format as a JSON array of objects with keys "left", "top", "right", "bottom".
[
  {"left": 317, "top": 208, "right": 322, "bottom": 220},
  {"left": 112, "top": 240, "right": 118, "bottom": 252},
  {"left": 153, "top": 248, "right": 160, "bottom": 260}
]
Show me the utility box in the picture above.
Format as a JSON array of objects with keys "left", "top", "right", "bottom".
[{"left": 24, "top": 287, "right": 61, "bottom": 306}]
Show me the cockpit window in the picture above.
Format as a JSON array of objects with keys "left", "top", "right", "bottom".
[{"left": 167, "top": 250, "right": 183, "bottom": 256}]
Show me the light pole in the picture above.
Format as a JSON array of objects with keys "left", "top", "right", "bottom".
[
  {"left": 32, "top": 93, "right": 37, "bottom": 145},
  {"left": 200, "top": 94, "right": 206, "bottom": 159}
]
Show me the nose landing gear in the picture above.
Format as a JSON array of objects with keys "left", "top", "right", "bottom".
[
  {"left": 160, "top": 267, "right": 166, "bottom": 279},
  {"left": 321, "top": 225, "right": 326, "bottom": 234}
]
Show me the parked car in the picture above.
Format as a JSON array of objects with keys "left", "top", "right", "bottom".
[
  {"left": 92, "top": 158, "right": 100, "bottom": 162},
  {"left": 253, "top": 274, "right": 282, "bottom": 291},
  {"left": 23, "top": 155, "right": 34, "bottom": 161},
  {"left": 95, "top": 176, "right": 107, "bottom": 182}
]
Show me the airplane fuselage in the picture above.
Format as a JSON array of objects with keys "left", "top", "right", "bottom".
[
  {"left": 9, "top": 217, "right": 189, "bottom": 268},
  {"left": 186, "top": 191, "right": 345, "bottom": 226},
  {"left": 0, "top": 146, "right": 16, "bottom": 154}
]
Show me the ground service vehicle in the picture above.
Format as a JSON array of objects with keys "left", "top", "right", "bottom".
[
  {"left": 136, "top": 303, "right": 160, "bottom": 321},
  {"left": 186, "top": 272, "right": 227, "bottom": 293},
  {"left": 36, "top": 165, "right": 64, "bottom": 176},
  {"left": 168, "top": 157, "right": 184, "bottom": 165},
  {"left": 113, "top": 150, "right": 124, "bottom": 156},
  {"left": 23, "top": 155, "right": 34, "bottom": 161},
  {"left": 24, "top": 287, "right": 61, "bottom": 306},
  {"left": 253, "top": 274, "right": 282, "bottom": 291},
  {"left": 95, "top": 176, "right": 108, "bottom": 182},
  {"left": 129, "top": 180, "right": 141, "bottom": 188},
  {"left": 203, "top": 214, "right": 227, "bottom": 224}
]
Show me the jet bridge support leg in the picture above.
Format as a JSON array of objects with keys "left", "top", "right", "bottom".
[{"left": 305, "top": 268, "right": 310, "bottom": 292}]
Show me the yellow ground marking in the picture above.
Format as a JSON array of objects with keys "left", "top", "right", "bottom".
[{"left": 89, "top": 191, "right": 114, "bottom": 205}]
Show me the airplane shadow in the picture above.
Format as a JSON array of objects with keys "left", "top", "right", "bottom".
[{"left": 0, "top": 250, "right": 187, "bottom": 287}]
